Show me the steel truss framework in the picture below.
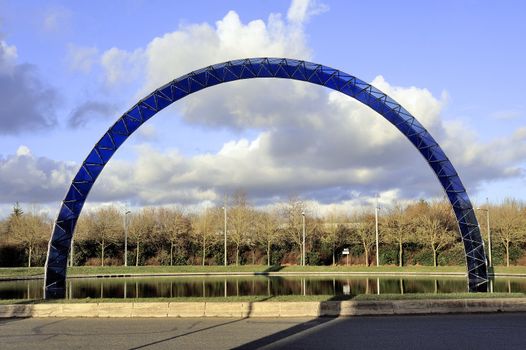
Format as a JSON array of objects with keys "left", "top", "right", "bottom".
[{"left": 44, "top": 58, "right": 488, "bottom": 298}]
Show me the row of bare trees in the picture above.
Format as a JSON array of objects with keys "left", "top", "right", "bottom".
[{"left": 1, "top": 197, "right": 525, "bottom": 267}]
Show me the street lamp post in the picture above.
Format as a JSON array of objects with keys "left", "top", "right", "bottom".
[
  {"left": 375, "top": 195, "right": 380, "bottom": 267},
  {"left": 302, "top": 210, "right": 306, "bottom": 266},
  {"left": 69, "top": 237, "right": 74, "bottom": 268},
  {"left": 223, "top": 202, "right": 227, "bottom": 266},
  {"left": 476, "top": 198, "right": 493, "bottom": 293},
  {"left": 476, "top": 198, "right": 492, "bottom": 268},
  {"left": 124, "top": 210, "right": 131, "bottom": 267}
]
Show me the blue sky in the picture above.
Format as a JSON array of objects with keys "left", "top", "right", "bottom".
[{"left": 0, "top": 0, "right": 524, "bottom": 218}]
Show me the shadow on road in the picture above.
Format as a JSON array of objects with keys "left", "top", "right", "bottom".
[
  {"left": 232, "top": 311, "right": 526, "bottom": 349},
  {"left": 128, "top": 318, "right": 248, "bottom": 350},
  {"left": 233, "top": 293, "right": 346, "bottom": 349},
  {"left": 231, "top": 317, "right": 336, "bottom": 350}
]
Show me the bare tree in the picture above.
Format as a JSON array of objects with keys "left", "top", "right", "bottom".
[
  {"left": 191, "top": 208, "right": 219, "bottom": 266},
  {"left": 0, "top": 218, "right": 7, "bottom": 244},
  {"left": 492, "top": 199, "right": 525, "bottom": 267},
  {"left": 157, "top": 207, "right": 192, "bottom": 265},
  {"left": 415, "top": 201, "right": 457, "bottom": 267},
  {"left": 10, "top": 207, "right": 50, "bottom": 267},
  {"left": 321, "top": 211, "right": 347, "bottom": 265},
  {"left": 81, "top": 207, "right": 122, "bottom": 266},
  {"left": 416, "top": 217, "right": 455, "bottom": 267},
  {"left": 254, "top": 209, "right": 281, "bottom": 266},
  {"left": 349, "top": 212, "right": 376, "bottom": 266},
  {"left": 73, "top": 211, "right": 93, "bottom": 265},
  {"left": 228, "top": 191, "right": 254, "bottom": 265},
  {"left": 128, "top": 207, "right": 156, "bottom": 266},
  {"left": 384, "top": 203, "right": 412, "bottom": 267},
  {"left": 281, "top": 198, "right": 306, "bottom": 263}
]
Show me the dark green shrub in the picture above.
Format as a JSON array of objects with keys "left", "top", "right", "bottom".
[
  {"left": 490, "top": 244, "right": 523, "bottom": 266},
  {"left": 438, "top": 243, "right": 465, "bottom": 266},
  {"left": 0, "top": 244, "right": 25, "bottom": 267},
  {"left": 350, "top": 244, "right": 364, "bottom": 256},
  {"left": 413, "top": 249, "right": 433, "bottom": 266},
  {"left": 379, "top": 245, "right": 398, "bottom": 265},
  {"left": 306, "top": 251, "right": 320, "bottom": 265}
]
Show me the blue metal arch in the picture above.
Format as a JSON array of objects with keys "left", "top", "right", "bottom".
[{"left": 44, "top": 58, "right": 488, "bottom": 298}]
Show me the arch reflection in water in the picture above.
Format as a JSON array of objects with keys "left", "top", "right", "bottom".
[{"left": 1, "top": 276, "right": 524, "bottom": 300}]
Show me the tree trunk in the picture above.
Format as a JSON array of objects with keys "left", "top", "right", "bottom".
[
  {"left": 363, "top": 242, "right": 369, "bottom": 267},
  {"left": 28, "top": 245, "right": 32, "bottom": 268},
  {"left": 505, "top": 241, "right": 510, "bottom": 267},
  {"left": 267, "top": 241, "right": 271, "bottom": 266},
  {"left": 236, "top": 243, "right": 239, "bottom": 266},
  {"left": 432, "top": 245, "right": 437, "bottom": 267},
  {"left": 399, "top": 241, "right": 403, "bottom": 267},
  {"left": 170, "top": 242, "right": 174, "bottom": 266},
  {"left": 332, "top": 245, "right": 335, "bottom": 266},
  {"left": 101, "top": 240, "right": 105, "bottom": 267},
  {"left": 136, "top": 240, "right": 140, "bottom": 267},
  {"left": 202, "top": 235, "right": 206, "bottom": 266}
]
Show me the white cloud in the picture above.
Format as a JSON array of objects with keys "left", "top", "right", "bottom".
[
  {"left": 101, "top": 47, "right": 144, "bottom": 86},
  {"left": 298, "top": 189, "right": 405, "bottom": 217},
  {"left": 0, "top": 40, "right": 17, "bottom": 73},
  {"left": 16, "top": 145, "right": 31, "bottom": 157},
  {"left": 136, "top": 124, "right": 158, "bottom": 142},
  {"left": 0, "top": 39, "right": 59, "bottom": 134},
  {"left": 287, "top": 0, "right": 329, "bottom": 24},
  {"left": 491, "top": 109, "right": 523, "bottom": 120},
  {"left": 97, "top": 5, "right": 313, "bottom": 96},
  {"left": 0, "top": 146, "right": 76, "bottom": 204},
  {"left": 141, "top": 10, "right": 311, "bottom": 94},
  {"left": 66, "top": 44, "right": 99, "bottom": 73},
  {"left": 440, "top": 122, "right": 526, "bottom": 189},
  {"left": 42, "top": 7, "right": 72, "bottom": 32}
]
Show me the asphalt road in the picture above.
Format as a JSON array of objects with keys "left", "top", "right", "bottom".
[{"left": 0, "top": 313, "right": 525, "bottom": 349}]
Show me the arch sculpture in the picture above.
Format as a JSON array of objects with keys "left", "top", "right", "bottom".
[{"left": 44, "top": 58, "right": 488, "bottom": 298}]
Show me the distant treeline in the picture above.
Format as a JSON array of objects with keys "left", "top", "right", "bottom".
[{"left": 1, "top": 194, "right": 525, "bottom": 268}]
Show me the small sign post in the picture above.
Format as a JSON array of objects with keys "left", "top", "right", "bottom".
[{"left": 342, "top": 248, "right": 350, "bottom": 266}]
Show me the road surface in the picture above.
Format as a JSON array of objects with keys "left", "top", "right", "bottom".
[{"left": 0, "top": 313, "right": 525, "bottom": 349}]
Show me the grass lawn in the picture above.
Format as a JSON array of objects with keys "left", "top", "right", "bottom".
[
  {"left": 0, "top": 292, "right": 524, "bottom": 305},
  {"left": 1, "top": 265, "right": 526, "bottom": 279},
  {"left": 0, "top": 267, "right": 45, "bottom": 278}
]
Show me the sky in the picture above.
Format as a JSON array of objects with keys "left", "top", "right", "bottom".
[{"left": 0, "top": 0, "right": 525, "bottom": 218}]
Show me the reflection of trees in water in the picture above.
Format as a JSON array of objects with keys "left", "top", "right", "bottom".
[
  {"left": 4, "top": 277, "right": 526, "bottom": 299},
  {"left": 436, "top": 279, "right": 462, "bottom": 293},
  {"left": 378, "top": 279, "right": 402, "bottom": 294},
  {"left": 0, "top": 281, "right": 36, "bottom": 299},
  {"left": 403, "top": 279, "right": 436, "bottom": 294},
  {"left": 494, "top": 279, "right": 523, "bottom": 293}
]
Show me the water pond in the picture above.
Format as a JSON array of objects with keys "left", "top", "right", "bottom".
[{"left": 1, "top": 275, "right": 524, "bottom": 300}]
